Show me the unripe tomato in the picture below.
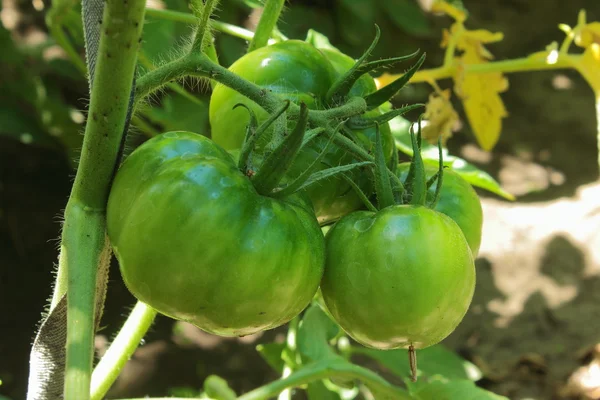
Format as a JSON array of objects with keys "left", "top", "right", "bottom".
[
  {"left": 321, "top": 205, "right": 475, "bottom": 350},
  {"left": 107, "top": 131, "right": 325, "bottom": 336},
  {"left": 396, "top": 163, "right": 483, "bottom": 256},
  {"left": 209, "top": 40, "right": 394, "bottom": 224}
]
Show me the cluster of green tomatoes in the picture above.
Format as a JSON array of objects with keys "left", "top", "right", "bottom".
[{"left": 106, "top": 37, "right": 482, "bottom": 354}]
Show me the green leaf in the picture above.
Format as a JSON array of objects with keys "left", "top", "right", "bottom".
[
  {"left": 203, "top": 375, "right": 237, "bottom": 400},
  {"left": 354, "top": 345, "right": 482, "bottom": 385},
  {"left": 297, "top": 304, "right": 340, "bottom": 362},
  {"left": 378, "top": 0, "right": 431, "bottom": 36},
  {"left": 144, "top": 92, "right": 211, "bottom": 135},
  {"left": 413, "top": 379, "right": 508, "bottom": 400},
  {"left": 390, "top": 116, "right": 515, "bottom": 200},
  {"left": 256, "top": 342, "right": 286, "bottom": 373}
]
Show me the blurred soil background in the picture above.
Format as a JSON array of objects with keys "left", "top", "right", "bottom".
[{"left": 1, "top": 0, "right": 600, "bottom": 399}]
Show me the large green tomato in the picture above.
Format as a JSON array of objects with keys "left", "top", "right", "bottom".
[
  {"left": 107, "top": 131, "right": 325, "bottom": 337},
  {"left": 209, "top": 40, "right": 394, "bottom": 224},
  {"left": 396, "top": 163, "right": 483, "bottom": 256},
  {"left": 321, "top": 205, "right": 475, "bottom": 350}
]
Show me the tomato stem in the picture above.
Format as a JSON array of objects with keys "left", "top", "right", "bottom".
[
  {"left": 247, "top": 0, "right": 286, "bottom": 53},
  {"left": 189, "top": 0, "right": 220, "bottom": 56},
  {"left": 408, "top": 345, "right": 418, "bottom": 382},
  {"left": 56, "top": 2, "right": 147, "bottom": 399},
  {"left": 90, "top": 302, "right": 157, "bottom": 400}
]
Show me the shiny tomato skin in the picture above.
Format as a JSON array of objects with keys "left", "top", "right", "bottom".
[
  {"left": 107, "top": 131, "right": 325, "bottom": 337},
  {"left": 321, "top": 205, "right": 475, "bottom": 350}
]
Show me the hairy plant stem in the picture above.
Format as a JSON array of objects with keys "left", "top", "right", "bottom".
[
  {"left": 61, "top": 1, "right": 146, "bottom": 398},
  {"left": 190, "top": 0, "right": 220, "bottom": 54},
  {"left": 135, "top": 52, "right": 404, "bottom": 193},
  {"left": 90, "top": 302, "right": 157, "bottom": 400},
  {"left": 247, "top": 0, "right": 286, "bottom": 52},
  {"left": 144, "top": 7, "right": 278, "bottom": 44}
]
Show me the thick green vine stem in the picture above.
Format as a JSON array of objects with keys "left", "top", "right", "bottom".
[
  {"left": 61, "top": 0, "right": 146, "bottom": 399},
  {"left": 247, "top": 0, "right": 286, "bottom": 52},
  {"left": 90, "top": 302, "right": 157, "bottom": 400}
]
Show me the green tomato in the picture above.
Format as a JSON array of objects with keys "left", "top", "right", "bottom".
[
  {"left": 107, "top": 131, "right": 325, "bottom": 337},
  {"left": 209, "top": 40, "right": 394, "bottom": 224},
  {"left": 396, "top": 163, "right": 483, "bottom": 256},
  {"left": 321, "top": 205, "right": 475, "bottom": 350}
]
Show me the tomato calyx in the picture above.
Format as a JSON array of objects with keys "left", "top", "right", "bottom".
[
  {"left": 325, "top": 26, "right": 423, "bottom": 111},
  {"left": 347, "top": 115, "right": 445, "bottom": 211},
  {"left": 234, "top": 100, "right": 373, "bottom": 198}
]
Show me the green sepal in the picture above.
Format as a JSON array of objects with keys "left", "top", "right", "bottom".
[
  {"left": 408, "top": 117, "right": 427, "bottom": 206},
  {"left": 372, "top": 123, "right": 395, "bottom": 209},
  {"left": 428, "top": 137, "right": 445, "bottom": 209},
  {"left": 346, "top": 103, "right": 424, "bottom": 129},
  {"left": 272, "top": 122, "right": 342, "bottom": 198},
  {"left": 301, "top": 127, "right": 325, "bottom": 149},
  {"left": 252, "top": 102, "right": 309, "bottom": 195},
  {"left": 328, "top": 50, "right": 420, "bottom": 105},
  {"left": 292, "top": 162, "right": 374, "bottom": 194},
  {"left": 237, "top": 100, "right": 290, "bottom": 173},
  {"left": 363, "top": 53, "right": 426, "bottom": 110},
  {"left": 326, "top": 25, "right": 381, "bottom": 104},
  {"left": 341, "top": 174, "right": 378, "bottom": 212}
]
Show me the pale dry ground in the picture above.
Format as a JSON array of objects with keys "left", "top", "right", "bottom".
[{"left": 445, "top": 178, "right": 600, "bottom": 399}]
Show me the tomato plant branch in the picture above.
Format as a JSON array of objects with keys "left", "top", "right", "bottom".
[
  {"left": 144, "top": 7, "right": 277, "bottom": 44},
  {"left": 90, "top": 302, "right": 157, "bottom": 400},
  {"left": 190, "top": 0, "right": 220, "bottom": 54},
  {"left": 248, "top": 0, "right": 286, "bottom": 52},
  {"left": 405, "top": 54, "right": 580, "bottom": 84},
  {"left": 61, "top": 0, "right": 146, "bottom": 398}
]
